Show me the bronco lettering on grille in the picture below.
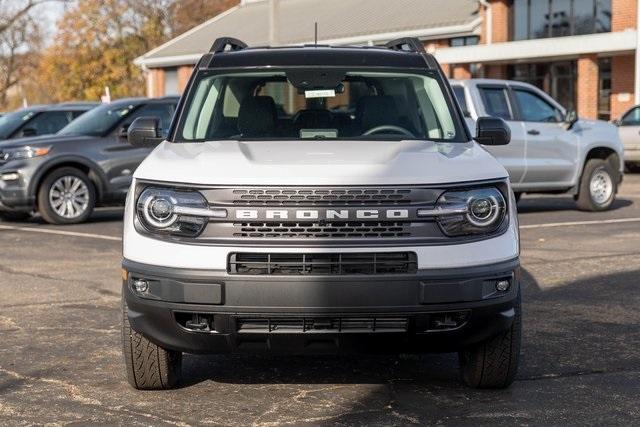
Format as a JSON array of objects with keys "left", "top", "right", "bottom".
[{"left": 235, "top": 209, "right": 409, "bottom": 220}]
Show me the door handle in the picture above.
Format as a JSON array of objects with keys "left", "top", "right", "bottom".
[{"left": 527, "top": 129, "right": 540, "bottom": 135}]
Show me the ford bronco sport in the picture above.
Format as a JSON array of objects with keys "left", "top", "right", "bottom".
[{"left": 121, "top": 38, "right": 521, "bottom": 390}]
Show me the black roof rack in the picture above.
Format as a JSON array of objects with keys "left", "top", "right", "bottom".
[
  {"left": 209, "top": 37, "right": 247, "bottom": 54},
  {"left": 385, "top": 37, "right": 427, "bottom": 54}
]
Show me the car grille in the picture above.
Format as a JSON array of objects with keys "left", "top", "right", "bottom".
[
  {"left": 236, "top": 316, "right": 410, "bottom": 333},
  {"left": 228, "top": 188, "right": 414, "bottom": 206},
  {"left": 231, "top": 221, "right": 411, "bottom": 239},
  {"left": 228, "top": 252, "right": 418, "bottom": 275}
]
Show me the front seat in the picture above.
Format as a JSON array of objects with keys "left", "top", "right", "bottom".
[
  {"left": 237, "top": 96, "right": 277, "bottom": 137},
  {"left": 356, "top": 95, "right": 400, "bottom": 133}
]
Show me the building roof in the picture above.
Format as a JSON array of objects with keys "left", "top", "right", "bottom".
[{"left": 136, "top": 0, "right": 480, "bottom": 68}]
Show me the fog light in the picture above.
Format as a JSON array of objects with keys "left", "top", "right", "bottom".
[
  {"left": 132, "top": 279, "right": 149, "bottom": 293},
  {"left": 496, "top": 279, "right": 510, "bottom": 292}
]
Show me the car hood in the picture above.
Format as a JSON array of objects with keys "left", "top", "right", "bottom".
[
  {"left": 0, "top": 134, "right": 91, "bottom": 149},
  {"left": 135, "top": 139, "right": 508, "bottom": 186}
]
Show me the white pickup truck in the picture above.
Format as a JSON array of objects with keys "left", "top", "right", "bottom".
[{"left": 451, "top": 79, "right": 624, "bottom": 211}]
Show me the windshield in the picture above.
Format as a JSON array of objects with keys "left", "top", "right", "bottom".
[
  {"left": 0, "top": 108, "right": 37, "bottom": 139},
  {"left": 177, "top": 69, "right": 464, "bottom": 142},
  {"left": 58, "top": 103, "right": 136, "bottom": 136}
]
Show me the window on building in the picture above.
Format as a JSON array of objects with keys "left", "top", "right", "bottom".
[
  {"left": 507, "top": 61, "right": 576, "bottom": 110},
  {"left": 164, "top": 68, "right": 179, "bottom": 95},
  {"left": 597, "top": 58, "right": 611, "bottom": 120},
  {"left": 449, "top": 36, "right": 480, "bottom": 47},
  {"left": 478, "top": 87, "right": 514, "bottom": 120},
  {"left": 512, "top": 0, "right": 611, "bottom": 40}
]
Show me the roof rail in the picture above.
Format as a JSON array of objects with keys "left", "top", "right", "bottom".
[
  {"left": 384, "top": 37, "right": 426, "bottom": 54},
  {"left": 209, "top": 37, "right": 247, "bottom": 54}
]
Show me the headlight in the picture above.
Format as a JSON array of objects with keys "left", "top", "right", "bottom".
[
  {"left": 136, "top": 187, "right": 226, "bottom": 237},
  {"left": 0, "top": 146, "right": 50, "bottom": 162},
  {"left": 419, "top": 187, "right": 507, "bottom": 236}
]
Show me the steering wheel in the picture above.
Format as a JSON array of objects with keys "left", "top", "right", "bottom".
[{"left": 362, "top": 125, "right": 415, "bottom": 138}]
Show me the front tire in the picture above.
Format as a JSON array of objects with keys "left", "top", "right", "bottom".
[
  {"left": 576, "top": 159, "right": 617, "bottom": 211},
  {"left": 37, "top": 167, "right": 96, "bottom": 224},
  {"left": 122, "top": 299, "right": 182, "bottom": 390},
  {"left": 459, "top": 294, "right": 521, "bottom": 389}
]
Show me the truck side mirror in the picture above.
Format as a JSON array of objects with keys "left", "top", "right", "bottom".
[
  {"left": 564, "top": 109, "right": 578, "bottom": 129},
  {"left": 127, "top": 117, "right": 164, "bottom": 147},
  {"left": 474, "top": 116, "right": 510, "bottom": 146}
]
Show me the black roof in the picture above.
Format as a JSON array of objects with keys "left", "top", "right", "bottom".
[{"left": 202, "top": 37, "right": 439, "bottom": 70}]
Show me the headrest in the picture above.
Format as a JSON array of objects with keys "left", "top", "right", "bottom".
[
  {"left": 356, "top": 96, "right": 400, "bottom": 130},
  {"left": 238, "top": 96, "right": 277, "bottom": 137}
]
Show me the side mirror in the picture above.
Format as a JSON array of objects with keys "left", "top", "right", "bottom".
[
  {"left": 475, "top": 116, "right": 510, "bottom": 146},
  {"left": 117, "top": 125, "right": 129, "bottom": 138},
  {"left": 21, "top": 127, "right": 37, "bottom": 137},
  {"left": 565, "top": 109, "right": 578, "bottom": 130},
  {"left": 127, "top": 117, "right": 164, "bottom": 147},
  {"left": 611, "top": 119, "right": 621, "bottom": 127}
]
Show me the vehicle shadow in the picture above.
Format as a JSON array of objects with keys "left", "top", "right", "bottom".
[
  {"left": 23, "top": 207, "right": 125, "bottom": 225},
  {"left": 516, "top": 196, "right": 633, "bottom": 213},
  {"left": 177, "top": 266, "right": 640, "bottom": 394}
]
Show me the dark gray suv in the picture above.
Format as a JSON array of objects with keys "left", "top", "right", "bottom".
[
  {"left": 0, "top": 103, "right": 97, "bottom": 140},
  {"left": 0, "top": 97, "right": 178, "bottom": 224}
]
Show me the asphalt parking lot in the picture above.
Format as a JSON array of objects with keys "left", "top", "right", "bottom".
[{"left": 1, "top": 174, "right": 639, "bottom": 426}]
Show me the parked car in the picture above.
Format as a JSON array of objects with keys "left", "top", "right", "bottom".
[
  {"left": 451, "top": 79, "right": 624, "bottom": 211},
  {"left": 0, "top": 97, "right": 178, "bottom": 223},
  {"left": 614, "top": 105, "right": 640, "bottom": 169},
  {"left": 121, "top": 37, "right": 521, "bottom": 390},
  {"left": 0, "top": 103, "right": 97, "bottom": 141}
]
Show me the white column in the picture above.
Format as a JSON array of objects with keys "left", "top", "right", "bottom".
[{"left": 269, "top": 0, "right": 277, "bottom": 46}]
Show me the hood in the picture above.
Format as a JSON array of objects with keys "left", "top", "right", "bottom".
[
  {"left": 0, "top": 134, "right": 91, "bottom": 150},
  {"left": 134, "top": 139, "right": 508, "bottom": 186}
]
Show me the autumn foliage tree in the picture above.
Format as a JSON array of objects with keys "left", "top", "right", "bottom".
[
  {"left": 35, "top": 0, "right": 238, "bottom": 103},
  {"left": 37, "top": 0, "right": 168, "bottom": 102}
]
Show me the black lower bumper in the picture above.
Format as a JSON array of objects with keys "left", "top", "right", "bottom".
[{"left": 122, "top": 258, "right": 520, "bottom": 355}]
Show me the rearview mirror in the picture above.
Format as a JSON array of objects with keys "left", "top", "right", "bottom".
[
  {"left": 127, "top": 117, "right": 164, "bottom": 147},
  {"left": 474, "top": 116, "right": 510, "bottom": 146}
]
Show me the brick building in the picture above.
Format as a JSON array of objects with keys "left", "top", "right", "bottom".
[{"left": 135, "top": 0, "right": 639, "bottom": 120}]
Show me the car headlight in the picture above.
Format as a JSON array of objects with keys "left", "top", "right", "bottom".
[
  {"left": 0, "top": 146, "right": 50, "bottom": 162},
  {"left": 419, "top": 187, "right": 507, "bottom": 236},
  {"left": 136, "top": 187, "right": 226, "bottom": 237}
]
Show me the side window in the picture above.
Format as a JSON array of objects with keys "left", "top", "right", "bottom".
[
  {"left": 452, "top": 86, "right": 470, "bottom": 117},
  {"left": 513, "top": 89, "right": 564, "bottom": 123},
  {"left": 478, "top": 87, "right": 513, "bottom": 120},
  {"left": 127, "top": 103, "right": 176, "bottom": 137},
  {"left": 620, "top": 107, "right": 640, "bottom": 126},
  {"left": 17, "top": 111, "right": 74, "bottom": 137}
]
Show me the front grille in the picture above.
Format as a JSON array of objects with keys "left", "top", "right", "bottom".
[
  {"left": 236, "top": 317, "right": 409, "bottom": 333},
  {"left": 231, "top": 221, "right": 411, "bottom": 239},
  {"left": 228, "top": 252, "right": 418, "bottom": 275},
  {"left": 228, "top": 188, "right": 416, "bottom": 206}
]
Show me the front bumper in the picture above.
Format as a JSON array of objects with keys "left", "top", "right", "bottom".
[{"left": 123, "top": 257, "right": 520, "bottom": 355}]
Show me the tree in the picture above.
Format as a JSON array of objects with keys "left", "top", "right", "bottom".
[
  {"left": 168, "top": 0, "right": 239, "bottom": 37},
  {"left": 0, "top": 1, "right": 49, "bottom": 108},
  {"left": 36, "top": 0, "right": 170, "bottom": 101}
]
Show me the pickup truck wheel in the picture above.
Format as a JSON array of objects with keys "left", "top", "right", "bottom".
[
  {"left": 122, "top": 299, "right": 182, "bottom": 390},
  {"left": 576, "top": 159, "right": 617, "bottom": 211},
  {"left": 0, "top": 211, "right": 31, "bottom": 222},
  {"left": 459, "top": 293, "right": 521, "bottom": 389},
  {"left": 37, "top": 167, "right": 95, "bottom": 224}
]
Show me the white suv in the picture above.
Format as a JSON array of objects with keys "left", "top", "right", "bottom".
[{"left": 121, "top": 38, "right": 521, "bottom": 390}]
